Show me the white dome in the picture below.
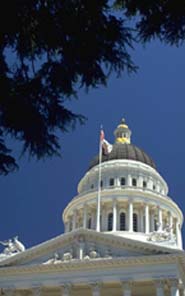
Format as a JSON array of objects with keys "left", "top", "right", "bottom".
[{"left": 62, "top": 120, "right": 183, "bottom": 250}]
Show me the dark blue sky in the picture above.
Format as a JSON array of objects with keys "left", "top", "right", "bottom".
[{"left": 0, "top": 41, "right": 185, "bottom": 249}]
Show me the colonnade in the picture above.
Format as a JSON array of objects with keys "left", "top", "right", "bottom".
[
  {"left": 65, "top": 200, "right": 182, "bottom": 248},
  {"left": 2, "top": 279, "right": 183, "bottom": 296}
]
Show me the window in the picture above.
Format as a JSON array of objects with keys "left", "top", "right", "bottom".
[
  {"left": 133, "top": 213, "right": 138, "bottom": 232},
  {"left": 108, "top": 213, "right": 113, "bottom": 231},
  {"left": 109, "top": 178, "right": 114, "bottom": 186},
  {"left": 121, "top": 177, "right": 126, "bottom": 186},
  {"left": 88, "top": 217, "right": 92, "bottom": 229},
  {"left": 143, "top": 181, "right": 147, "bottom": 188},
  {"left": 100, "top": 180, "right": 103, "bottom": 188},
  {"left": 120, "top": 212, "right": 126, "bottom": 230},
  {"left": 132, "top": 178, "right": 137, "bottom": 186},
  {"left": 91, "top": 184, "right": 94, "bottom": 189},
  {"left": 153, "top": 185, "right": 156, "bottom": 190}
]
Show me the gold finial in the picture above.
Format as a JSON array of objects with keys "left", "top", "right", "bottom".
[
  {"left": 114, "top": 117, "right": 131, "bottom": 144},
  {"left": 117, "top": 118, "right": 128, "bottom": 129}
]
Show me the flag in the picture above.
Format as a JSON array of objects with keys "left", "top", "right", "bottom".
[
  {"left": 100, "top": 129, "right": 105, "bottom": 142},
  {"left": 99, "top": 128, "right": 113, "bottom": 155},
  {"left": 102, "top": 139, "right": 113, "bottom": 155}
]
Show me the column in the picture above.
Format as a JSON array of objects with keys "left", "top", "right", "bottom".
[
  {"left": 155, "top": 281, "right": 164, "bottom": 296},
  {"left": 128, "top": 201, "right": 133, "bottom": 232},
  {"left": 72, "top": 210, "right": 77, "bottom": 231},
  {"left": 145, "top": 204, "right": 150, "bottom": 233},
  {"left": 91, "top": 282, "right": 101, "bottom": 296},
  {"left": 157, "top": 207, "right": 163, "bottom": 231},
  {"left": 127, "top": 174, "right": 132, "bottom": 186},
  {"left": 138, "top": 175, "right": 143, "bottom": 187},
  {"left": 32, "top": 287, "right": 41, "bottom": 296},
  {"left": 168, "top": 212, "right": 174, "bottom": 236},
  {"left": 61, "top": 284, "right": 71, "bottom": 296},
  {"left": 169, "top": 279, "right": 180, "bottom": 296},
  {"left": 176, "top": 220, "right": 183, "bottom": 249},
  {"left": 140, "top": 207, "right": 144, "bottom": 232},
  {"left": 83, "top": 204, "right": 87, "bottom": 228},
  {"left": 148, "top": 177, "right": 153, "bottom": 190},
  {"left": 113, "top": 199, "right": 117, "bottom": 232},
  {"left": 121, "top": 282, "right": 132, "bottom": 296},
  {"left": 150, "top": 210, "right": 155, "bottom": 232}
]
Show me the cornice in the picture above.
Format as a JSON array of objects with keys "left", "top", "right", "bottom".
[{"left": 0, "top": 253, "right": 183, "bottom": 277}]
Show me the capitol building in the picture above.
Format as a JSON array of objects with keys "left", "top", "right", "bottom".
[{"left": 0, "top": 119, "right": 184, "bottom": 296}]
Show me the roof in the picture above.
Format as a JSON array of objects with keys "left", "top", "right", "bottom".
[{"left": 89, "top": 143, "right": 156, "bottom": 170}]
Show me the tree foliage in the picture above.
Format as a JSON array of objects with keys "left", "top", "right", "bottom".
[{"left": 0, "top": 0, "right": 184, "bottom": 174}]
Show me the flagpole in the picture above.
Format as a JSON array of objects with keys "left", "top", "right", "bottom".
[{"left": 96, "top": 126, "right": 103, "bottom": 232}]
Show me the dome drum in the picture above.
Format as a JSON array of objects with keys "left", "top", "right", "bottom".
[
  {"left": 63, "top": 195, "right": 182, "bottom": 249},
  {"left": 78, "top": 160, "right": 168, "bottom": 196}
]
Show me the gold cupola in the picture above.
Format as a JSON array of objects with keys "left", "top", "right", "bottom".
[{"left": 114, "top": 118, "right": 131, "bottom": 144}]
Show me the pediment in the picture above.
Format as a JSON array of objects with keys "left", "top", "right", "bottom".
[{"left": 0, "top": 229, "right": 179, "bottom": 268}]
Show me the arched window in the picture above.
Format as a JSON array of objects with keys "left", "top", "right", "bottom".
[
  {"left": 153, "top": 184, "right": 156, "bottom": 191},
  {"left": 132, "top": 178, "right": 137, "bottom": 186},
  {"left": 133, "top": 213, "right": 138, "bottom": 232},
  {"left": 143, "top": 181, "right": 147, "bottom": 188},
  {"left": 121, "top": 177, "right": 126, "bottom": 186},
  {"left": 109, "top": 178, "right": 114, "bottom": 186},
  {"left": 120, "top": 212, "right": 126, "bottom": 230},
  {"left": 108, "top": 213, "right": 113, "bottom": 231},
  {"left": 88, "top": 217, "right": 92, "bottom": 229}
]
